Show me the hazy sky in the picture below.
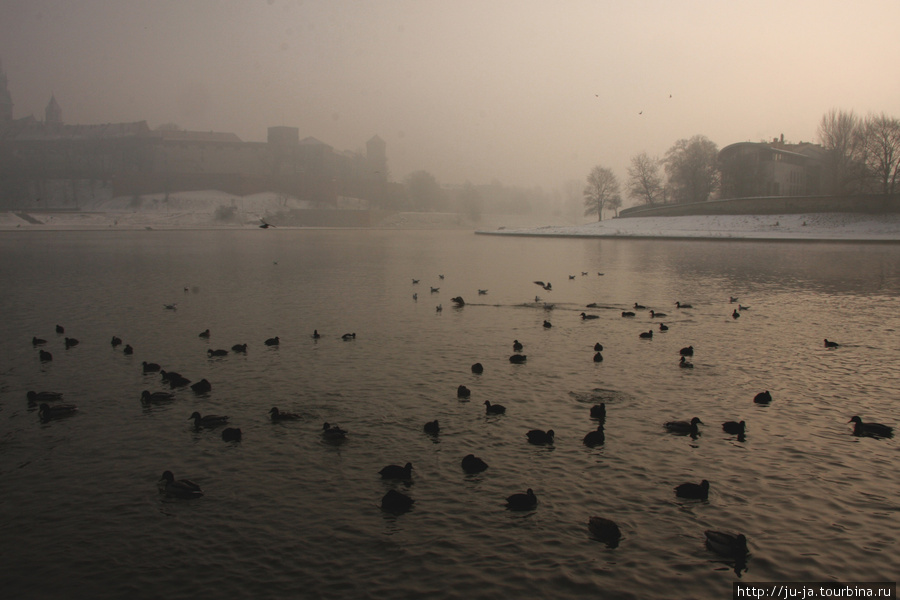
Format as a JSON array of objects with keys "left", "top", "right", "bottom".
[{"left": 1, "top": 0, "right": 898, "bottom": 191}]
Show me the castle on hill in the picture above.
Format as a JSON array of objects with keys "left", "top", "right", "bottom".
[{"left": 0, "top": 62, "right": 393, "bottom": 210}]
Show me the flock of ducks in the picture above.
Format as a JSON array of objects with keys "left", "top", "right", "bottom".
[{"left": 25, "top": 273, "right": 894, "bottom": 572}]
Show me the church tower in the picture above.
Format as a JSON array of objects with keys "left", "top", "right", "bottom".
[
  {"left": 45, "top": 93, "right": 62, "bottom": 125},
  {"left": 0, "top": 60, "right": 13, "bottom": 122}
]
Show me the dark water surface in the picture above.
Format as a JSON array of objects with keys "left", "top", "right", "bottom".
[{"left": 1, "top": 230, "right": 898, "bottom": 599}]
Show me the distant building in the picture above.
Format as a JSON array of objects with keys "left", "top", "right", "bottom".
[
  {"left": 719, "top": 136, "right": 831, "bottom": 199},
  {"left": 0, "top": 67, "right": 393, "bottom": 208}
]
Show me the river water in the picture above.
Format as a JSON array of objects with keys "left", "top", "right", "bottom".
[{"left": 1, "top": 229, "right": 897, "bottom": 599}]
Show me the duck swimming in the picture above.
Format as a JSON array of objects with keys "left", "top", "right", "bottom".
[
  {"left": 526, "top": 429, "right": 554, "bottom": 445},
  {"left": 639, "top": 330, "right": 653, "bottom": 339},
  {"left": 675, "top": 301, "right": 693, "bottom": 309},
  {"left": 221, "top": 427, "right": 242, "bottom": 442},
  {"left": 198, "top": 329, "right": 210, "bottom": 338},
  {"left": 423, "top": 420, "right": 440, "bottom": 435},
  {"left": 27, "top": 391, "right": 63, "bottom": 403},
  {"left": 506, "top": 488, "right": 537, "bottom": 511},
  {"left": 322, "top": 422, "right": 347, "bottom": 441},
  {"left": 583, "top": 424, "right": 605, "bottom": 447},
  {"left": 509, "top": 354, "right": 527, "bottom": 364},
  {"left": 110, "top": 336, "right": 122, "bottom": 347},
  {"left": 753, "top": 390, "right": 772, "bottom": 404},
  {"left": 665, "top": 417, "right": 703, "bottom": 435},
  {"left": 269, "top": 407, "right": 301, "bottom": 421},
  {"left": 264, "top": 336, "right": 280, "bottom": 346},
  {"left": 588, "top": 517, "right": 621, "bottom": 547},
  {"left": 824, "top": 338, "right": 840, "bottom": 348},
  {"left": 64, "top": 337, "right": 79, "bottom": 349},
  {"left": 704, "top": 530, "right": 748, "bottom": 559},
  {"left": 659, "top": 323, "right": 669, "bottom": 331},
  {"left": 379, "top": 462, "right": 413, "bottom": 480},
  {"left": 581, "top": 312, "right": 600, "bottom": 320},
  {"left": 679, "top": 346, "right": 694, "bottom": 356},
  {"left": 342, "top": 333, "right": 356, "bottom": 340},
  {"left": 590, "top": 403, "right": 606, "bottom": 421},
  {"left": 461, "top": 454, "right": 488, "bottom": 474},
  {"left": 513, "top": 340, "right": 524, "bottom": 351},
  {"left": 189, "top": 411, "right": 229, "bottom": 429},
  {"left": 593, "top": 352, "right": 603, "bottom": 362},
  {"left": 471, "top": 362, "right": 484, "bottom": 374},
  {"left": 675, "top": 479, "right": 710, "bottom": 500},
  {"left": 593, "top": 342, "right": 603, "bottom": 351},
  {"left": 484, "top": 400, "right": 506, "bottom": 415},
  {"left": 158, "top": 471, "right": 203, "bottom": 499},
  {"left": 142, "top": 361, "right": 161, "bottom": 373},
  {"left": 231, "top": 343, "right": 247, "bottom": 353},
  {"left": 679, "top": 356, "right": 694, "bottom": 368},
  {"left": 848, "top": 416, "right": 893, "bottom": 438},
  {"left": 38, "top": 403, "right": 78, "bottom": 422},
  {"left": 32, "top": 336, "right": 47, "bottom": 346},
  {"left": 207, "top": 349, "right": 228, "bottom": 357},
  {"left": 141, "top": 390, "right": 175, "bottom": 404},
  {"left": 457, "top": 385, "right": 471, "bottom": 399},
  {"left": 381, "top": 489, "right": 414, "bottom": 514},
  {"left": 722, "top": 420, "right": 745, "bottom": 435},
  {"left": 190, "top": 379, "right": 212, "bottom": 394},
  {"left": 621, "top": 311, "right": 635, "bottom": 317},
  {"left": 649, "top": 310, "right": 667, "bottom": 318}
]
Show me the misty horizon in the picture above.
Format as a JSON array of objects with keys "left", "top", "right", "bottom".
[{"left": 1, "top": 0, "right": 898, "bottom": 190}]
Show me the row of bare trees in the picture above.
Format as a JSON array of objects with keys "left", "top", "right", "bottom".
[
  {"left": 584, "top": 109, "right": 900, "bottom": 220},
  {"left": 818, "top": 109, "right": 900, "bottom": 196}
]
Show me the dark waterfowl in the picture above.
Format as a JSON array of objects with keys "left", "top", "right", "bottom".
[
  {"left": 56, "top": 324, "right": 65, "bottom": 334},
  {"left": 221, "top": 427, "right": 242, "bottom": 442},
  {"left": 722, "top": 420, "right": 745, "bottom": 436},
  {"left": 142, "top": 361, "right": 161, "bottom": 373},
  {"left": 659, "top": 323, "right": 669, "bottom": 331},
  {"left": 471, "top": 362, "right": 484, "bottom": 374},
  {"left": 679, "top": 356, "right": 693, "bottom": 368},
  {"left": 588, "top": 516, "right": 622, "bottom": 547},
  {"left": 484, "top": 400, "right": 506, "bottom": 415},
  {"left": 264, "top": 336, "right": 280, "bottom": 346},
  {"left": 379, "top": 462, "right": 413, "bottom": 479},
  {"left": 679, "top": 346, "right": 694, "bottom": 356},
  {"left": 435, "top": 304, "right": 442, "bottom": 312},
  {"left": 704, "top": 530, "right": 748, "bottom": 559},
  {"left": 123, "top": 344, "right": 133, "bottom": 355},
  {"left": 730, "top": 296, "right": 739, "bottom": 303},
  {"left": 675, "top": 301, "right": 693, "bottom": 309},
  {"left": 39, "top": 403, "right": 77, "bottom": 421},
  {"left": 526, "top": 429, "right": 554, "bottom": 445},
  {"left": 543, "top": 320, "right": 552, "bottom": 328},
  {"left": 753, "top": 390, "right": 772, "bottom": 404},
  {"left": 158, "top": 471, "right": 202, "bottom": 499},
  {"left": 189, "top": 411, "right": 228, "bottom": 429},
  {"left": 461, "top": 454, "right": 488, "bottom": 474},
  {"left": 665, "top": 417, "right": 703, "bottom": 435},
  {"left": 583, "top": 424, "right": 605, "bottom": 447},
  {"left": 581, "top": 312, "right": 600, "bottom": 320},
  {"left": 675, "top": 479, "right": 710, "bottom": 500},
  {"left": 478, "top": 289, "right": 488, "bottom": 295},
  {"left": 639, "top": 330, "right": 653, "bottom": 339},
  {"left": 411, "top": 279, "right": 419, "bottom": 284},
  {"left": 231, "top": 343, "right": 247, "bottom": 353},
  {"left": 732, "top": 309, "right": 740, "bottom": 319},
  {"left": 163, "top": 304, "right": 177, "bottom": 311},
  {"left": 198, "top": 329, "right": 210, "bottom": 338},
  {"left": 633, "top": 302, "right": 646, "bottom": 310},
  {"left": 824, "top": 338, "right": 840, "bottom": 348},
  {"left": 141, "top": 390, "right": 175, "bottom": 404},
  {"left": 207, "top": 348, "right": 228, "bottom": 357},
  {"left": 110, "top": 336, "right": 122, "bottom": 347},
  {"left": 513, "top": 340, "right": 524, "bottom": 352},
  {"left": 451, "top": 296, "right": 465, "bottom": 307},
  {"left": 32, "top": 336, "right": 47, "bottom": 346},
  {"left": 64, "top": 337, "right": 79, "bottom": 349},
  {"left": 849, "top": 416, "right": 893, "bottom": 438},
  {"left": 509, "top": 354, "right": 527, "bottom": 364},
  {"left": 342, "top": 333, "right": 356, "bottom": 340},
  {"left": 322, "top": 422, "right": 347, "bottom": 441},
  {"left": 269, "top": 407, "right": 301, "bottom": 421},
  {"left": 457, "top": 385, "right": 471, "bottom": 399},
  {"left": 423, "top": 420, "right": 440, "bottom": 435},
  {"left": 506, "top": 488, "right": 537, "bottom": 511},
  {"left": 649, "top": 310, "right": 667, "bottom": 318},
  {"left": 27, "top": 390, "right": 63, "bottom": 403},
  {"left": 381, "top": 489, "right": 414, "bottom": 514},
  {"left": 161, "top": 370, "right": 190, "bottom": 388},
  {"left": 431, "top": 287, "right": 440, "bottom": 293},
  {"left": 593, "top": 342, "right": 603, "bottom": 352},
  {"left": 190, "top": 379, "right": 212, "bottom": 394},
  {"left": 593, "top": 352, "right": 603, "bottom": 362},
  {"left": 590, "top": 403, "right": 606, "bottom": 421},
  {"left": 621, "top": 311, "right": 635, "bottom": 317}
]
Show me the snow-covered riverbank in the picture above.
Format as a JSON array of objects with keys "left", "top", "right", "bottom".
[{"left": 477, "top": 213, "right": 900, "bottom": 242}]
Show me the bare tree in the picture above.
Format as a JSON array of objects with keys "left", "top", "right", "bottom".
[
  {"left": 664, "top": 135, "right": 719, "bottom": 203},
  {"left": 861, "top": 113, "right": 900, "bottom": 196},
  {"left": 626, "top": 152, "right": 664, "bottom": 205},
  {"left": 583, "top": 166, "right": 621, "bottom": 221},
  {"left": 817, "top": 108, "right": 866, "bottom": 194}
]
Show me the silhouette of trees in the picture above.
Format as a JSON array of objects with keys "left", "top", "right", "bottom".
[
  {"left": 817, "top": 109, "right": 867, "bottom": 194},
  {"left": 861, "top": 113, "right": 900, "bottom": 195},
  {"left": 627, "top": 152, "right": 664, "bottom": 205},
  {"left": 664, "top": 135, "right": 719, "bottom": 203},
  {"left": 583, "top": 165, "right": 621, "bottom": 221}
]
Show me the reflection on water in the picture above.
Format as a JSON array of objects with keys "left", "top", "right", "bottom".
[{"left": 0, "top": 230, "right": 898, "bottom": 600}]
